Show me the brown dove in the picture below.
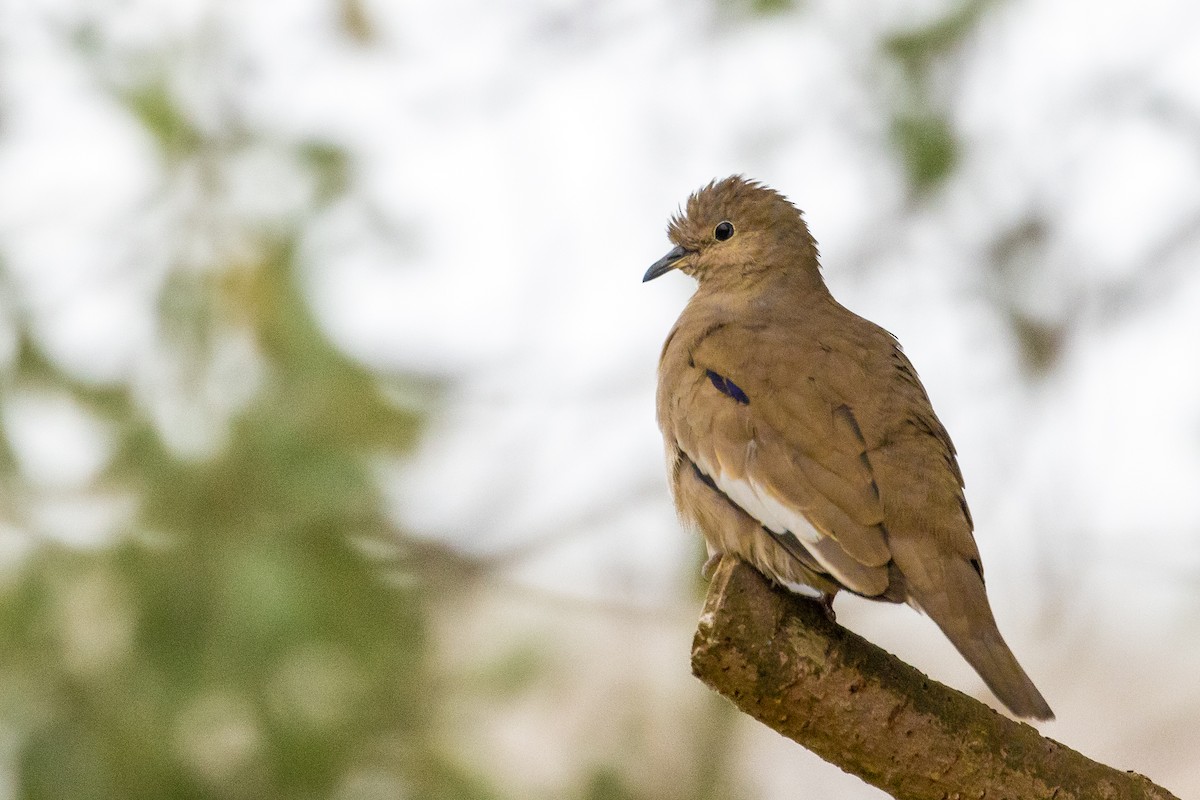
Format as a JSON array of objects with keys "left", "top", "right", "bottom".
[{"left": 644, "top": 176, "right": 1053, "bottom": 720}]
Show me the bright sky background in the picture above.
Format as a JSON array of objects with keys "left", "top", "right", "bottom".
[{"left": 3, "top": 0, "right": 1200, "bottom": 797}]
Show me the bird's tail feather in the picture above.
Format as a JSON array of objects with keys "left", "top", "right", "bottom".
[
  {"left": 949, "top": 623, "right": 1054, "bottom": 720},
  {"left": 912, "top": 562, "right": 1054, "bottom": 720}
]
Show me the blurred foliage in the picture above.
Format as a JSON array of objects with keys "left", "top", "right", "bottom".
[
  {"left": 338, "top": 0, "right": 376, "bottom": 44},
  {"left": 1006, "top": 312, "right": 1066, "bottom": 375},
  {"left": 0, "top": 35, "right": 502, "bottom": 800},
  {"left": 722, "top": 0, "right": 798, "bottom": 16},
  {"left": 889, "top": 112, "right": 959, "bottom": 194},
  {"left": 880, "top": 1, "right": 1073, "bottom": 376},
  {"left": 883, "top": 0, "right": 995, "bottom": 193},
  {"left": 124, "top": 81, "right": 205, "bottom": 162},
  {"left": 0, "top": 237, "right": 494, "bottom": 796},
  {"left": 989, "top": 218, "right": 1069, "bottom": 375},
  {"left": 885, "top": 0, "right": 997, "bottom": 75}
]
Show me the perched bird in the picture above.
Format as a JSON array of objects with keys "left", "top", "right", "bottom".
[{"left": 644, "top": 176, "right": 1053, "bottom": 720}]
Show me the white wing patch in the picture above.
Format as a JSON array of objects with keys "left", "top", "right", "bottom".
[
  {"left": 694, "top": 454, "right": 868, "bottom": 591},
  {"left": 695, "top": 454, "right": 820, "bottom": 541},
  {"left": 781, "top": 580, "right": 825, "bottom": 599}
]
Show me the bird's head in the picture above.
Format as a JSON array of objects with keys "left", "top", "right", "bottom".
[{"left": 643, "top": 175, "right": 822, "bottom": 291}]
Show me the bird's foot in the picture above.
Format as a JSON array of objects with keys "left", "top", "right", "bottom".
[
  {"left": 701, "top": 552, "right": 723, "bottom": 580},
  {"left": 816, "top": 594, "right": 837, "bottom": 622}
]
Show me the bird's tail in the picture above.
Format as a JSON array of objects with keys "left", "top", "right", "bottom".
[{"left": 911, "top": 560, "right": 1054, "bottom": 720}]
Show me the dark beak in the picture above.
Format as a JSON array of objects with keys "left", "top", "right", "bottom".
[{"left": 643, "top": 244, "right": 688, "bottom": 282}]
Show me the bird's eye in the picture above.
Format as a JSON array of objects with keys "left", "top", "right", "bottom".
[{"left": 714, "top": 221, "right": 735, "bottom": 241}]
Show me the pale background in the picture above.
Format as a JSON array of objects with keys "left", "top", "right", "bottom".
[{"left": 1, "top": 0, "right": 1199, "bottom": 798}]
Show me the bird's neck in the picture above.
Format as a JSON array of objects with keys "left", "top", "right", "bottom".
[{"left": 693, "top": 263, "right": 831, "bottom": 310}]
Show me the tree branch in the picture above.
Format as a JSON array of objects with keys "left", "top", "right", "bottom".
[{"left": 691, "top": 557, "right": 1179, "bottom": 800}]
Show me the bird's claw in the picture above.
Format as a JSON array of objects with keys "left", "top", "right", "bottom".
[{"left": 817, "top": 593, "right": 837, "bottom": 622}]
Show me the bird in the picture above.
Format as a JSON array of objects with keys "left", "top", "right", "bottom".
[{"left": 643, "top": 176, "right": 1053, "bottom": 720}]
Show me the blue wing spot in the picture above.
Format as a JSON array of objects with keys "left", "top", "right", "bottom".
[{"left": 706, "top": 370, "right": 749, "bottom": 405}]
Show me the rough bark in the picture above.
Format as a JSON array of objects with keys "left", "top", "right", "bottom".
[{"left": 691, "top": 556, "right": 1179, "bottom": 800}]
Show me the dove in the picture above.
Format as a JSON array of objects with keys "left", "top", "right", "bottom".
[{"left": 645, "top": 176, "right": 1052, "bottom": 720}]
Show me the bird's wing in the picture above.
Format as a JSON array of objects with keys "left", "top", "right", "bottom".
[{"left": 663, "top": 319, "right": 893, "bottom": 596}]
